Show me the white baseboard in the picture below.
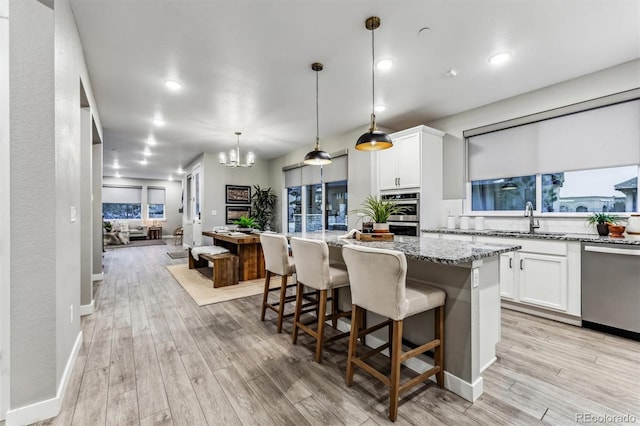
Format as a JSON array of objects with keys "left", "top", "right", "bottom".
[
  {"left": 91, "top": 272, "right": 104, "bottom": 282},
  {"left": 79, "top": 299, "right": 94, "bottom": 316},
  {"left": 5, "top": 331, "right": 83, "bottom": 426},
  {"left": 336, "top": 317, "right": 482, "bottom": 403}
]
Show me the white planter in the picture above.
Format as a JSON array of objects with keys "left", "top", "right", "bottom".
[{"left": 372, "top": 222, "right": 390, "bottom": 233}]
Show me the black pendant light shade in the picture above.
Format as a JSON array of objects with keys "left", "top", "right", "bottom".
[
  {"left": 303, "top": 62, "right": 332, "bottom": 165},
  {"left": 355, "top": 16, "right": 392, "bottom": 152},
  {"left": 500, "top": 180, "right": 518, "bottom": 190}
]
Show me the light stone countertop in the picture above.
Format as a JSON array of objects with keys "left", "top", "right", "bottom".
[
  {"left": 421, "top": 228, "right": 640, "bottom": 245},
  {"left": 287, "top": 230, "right": 521, "bottom": 265}
]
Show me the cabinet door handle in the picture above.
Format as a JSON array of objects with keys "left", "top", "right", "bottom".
[
  {"left": 509, "top": 258, "right": 513, "bottom": 269},
  {"left": 520, "top": 259, "right": 524, "bottom": 270}
]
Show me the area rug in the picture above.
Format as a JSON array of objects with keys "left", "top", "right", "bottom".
[
  {"left": 167, "top": 250, "right": 189, "bottom": 259},
  {"left": 106, "top": 239, "right": 167, "bottom": 249},
  {"left": 166, "top": 263, "right": 276, "bottom": 306}
]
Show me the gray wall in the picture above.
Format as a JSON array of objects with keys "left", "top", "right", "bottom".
[
  {"left": 9, "top": 0, "right": 56, "bottom": 407},
  {"left": 80, "top": 108, "right": 92, "bottom": 307},
  {"left": 102, "top": 177, "right": 183, "bottom": 236},
  {"left": 92, "top": 141, "right": 103, "bottom": 278}
]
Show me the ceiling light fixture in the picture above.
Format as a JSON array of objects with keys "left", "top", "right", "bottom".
[
  {"left": 303, "top": 62, "right": 331, "bottom": 166},
  {"left": 489, "top": 52, "right": 510, "bottom": 65},
  {"left": 143, "top": 147, "right": 151, "bottom": 156},
  {"left": 115, "top": 172, "right": 121, "bottom": 178},
  {"left": 355, "top": 16, "right": 393, "bottom": 152},
  {"left": 374, "top": 103, "right": 387, "bottom": 113},
  {"left": 500, "top": 179, "right": 518, "bottom": 190},
  {"left": 139, "top": 159, "right": 148, "bottom": 165},
  {"left": 168, "top": 175, "right": 173, "bottom": 181},
  {"left": 152, "top": 118, "right": 165, "bottom": 126},
  {"left": 113, "top": 162, "right": 120, "bottom": 169},
  {"left": 163, "top": 79, "right": 182, "bottom": 91},
  {"left": 445, "top": 69, "right": 458, "bottom": 78},
  {"left": 147, "top": 137, "right": 157, "bottom": 146},
  {"left": 376, "top": 58, "right": 393, "bottom": 71},
  {"left": 219, "top": 132, "right": 255, "bottom": 168},
  {"left": 177, "top": 168, "right": 185, "bottom": 174}
]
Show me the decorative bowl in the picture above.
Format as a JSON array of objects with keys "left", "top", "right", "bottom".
[{"left": 607, "top": 224, "right": 626, "bottom": 237}]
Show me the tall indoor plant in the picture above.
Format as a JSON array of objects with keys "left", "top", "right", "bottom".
[
  {"left": 351, "top": 195, "right": 406, "bottom": 232},
  {"left": 251, "top": 185, "right": 278, "bottom": 231}
]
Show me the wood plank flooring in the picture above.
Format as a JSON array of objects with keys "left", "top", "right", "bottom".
[{"left": 35, "top": 244, "right": 640, "bottom": 425}]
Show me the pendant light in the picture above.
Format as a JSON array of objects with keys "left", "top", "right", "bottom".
[
  {"left": 219, "top": 132, "right": 255, "bottom": 167},
  {"left": 355, "top": 16, "right": 393, "bottom": 151},
  {"left": 303, "top": 62, "right": 332, "bottom": 165}
]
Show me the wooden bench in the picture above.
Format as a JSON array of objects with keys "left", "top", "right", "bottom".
[{"left": 188, "top": 248, "right": 239, "bottom": 288}]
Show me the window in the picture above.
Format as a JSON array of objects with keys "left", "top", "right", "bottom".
[
  {"left": 542, "top": 165, "right": 638, "bottom": 213},
  {"left": 305, "top": 184, "right": 323, "bottom": 232},
  {"left": 325, "top": 180, "right": 348, "bottom": 231},
  {"left": 287, "top": 187, "right": 302, "bottom": 233},
  {"left": 102, "top": 186, "right": 142, "bottom": 219},
  {"left": 471, "top": 176, "right": 536, "bottom": 212},
  {"left": 147, "top": 187, "right": 166, "bottom": 219}
]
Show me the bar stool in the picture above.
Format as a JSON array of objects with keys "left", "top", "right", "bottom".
[
  {"left": 259, "top": 233, "right": 298, "bottom": 333},
  {"left": 342, "top": 244, "right": 446, "bottom": 422},
  {"left": 290, "top": 237, "right": 351, "bottom": 363}
]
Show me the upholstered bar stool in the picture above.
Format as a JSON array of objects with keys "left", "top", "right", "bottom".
[
  {"left": 259, "top": 233, "right": 298, "bottom": 333},
  {"left": 342, "top": 244, "right": 446, "bottom": 422},
  {"left": 290, "top": 237, "right": 352, "bottom": 362}
]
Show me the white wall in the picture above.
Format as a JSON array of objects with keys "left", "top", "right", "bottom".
[
  {"left": 102, "top": 177, "right": 183, "bottom": 236},
  {"left": 428, "top": 59, "right": 640, "bottom": 234},
  {"left": 0, "top": 0, "right": 10, "bottom": 420}
]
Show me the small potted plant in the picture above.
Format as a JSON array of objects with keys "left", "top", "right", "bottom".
[
  {"left": 586, "top": 212, "right": 617, "bottom": 236},
  {"left": 234, "top": 215, "right": 258, "bottom": 233},
  {"left": 351, "top": 195, "right": 406, "bottom": 233}
]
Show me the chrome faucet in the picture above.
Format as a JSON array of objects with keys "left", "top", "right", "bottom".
[{"left": 524, "top": 201, "right": 540, "bottom": 233}]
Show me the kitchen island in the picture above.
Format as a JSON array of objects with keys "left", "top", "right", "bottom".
[{"left": 287, "top": 230, "right": 521, "bottom": 402}]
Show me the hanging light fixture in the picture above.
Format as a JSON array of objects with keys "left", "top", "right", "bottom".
[
  {"left": 219, "top": 132, "right": 255, "bottom": 168},
  {"left": 501, "top": 179, "right": 518, "bottom": 190},
  {"left": 303, "top": 62, "right": 332, "bottom": 166},
  {"left": 355, "top": 16, "right": 393, "bottom": 151}
]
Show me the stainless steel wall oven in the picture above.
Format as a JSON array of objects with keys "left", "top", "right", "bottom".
[{"left": 381, "top": 192, "right": 420, "bottom": 236}]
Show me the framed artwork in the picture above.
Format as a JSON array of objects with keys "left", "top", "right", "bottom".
[
  {"left": 226, "top": 185, "right": 251, "bottom": 204},
  {"left": 226, "top": 206, "right": 251, "bottom": 224}
]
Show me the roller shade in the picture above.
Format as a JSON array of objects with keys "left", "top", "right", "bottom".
[
  {"left": 322, "top": 154, "right": 348, "bottom": 182},
  {"left": 284, "top": 167, "right": 302, "bottom": 188},
  {"left": 301, "top": 164, "right": 321, "bottom": 186},
  {"left": 102, "top": 186, "right": 142, "bottom": 203},
  {"left": 147, "top": 187, "right": 165, "bottom": 204},
  {"left": 468, "top": 99, "right": 640, "bottom": 181}
]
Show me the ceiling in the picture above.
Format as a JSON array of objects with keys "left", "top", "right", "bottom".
[{"left": 69, "top": 0, "right": 640, "bottom": 181}]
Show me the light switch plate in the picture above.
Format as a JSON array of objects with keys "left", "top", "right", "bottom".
[
  {"left": 70, "top": 206, "right": 77, "bottom": 222},
  {"left": 211, "top": 210, "right": 217, "bottom": 216}
]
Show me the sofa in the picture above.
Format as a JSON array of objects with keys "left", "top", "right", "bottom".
[{"left": 104, "top": 220, "right": 147, "bottom": 245}]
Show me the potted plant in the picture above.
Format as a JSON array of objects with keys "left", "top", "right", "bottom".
[
  {"left": 103, "top": 221, "right": 113, "bottom": 233},
  {"left": 586, "top": 212, "right": 617, "bottom": 236},
  {"left": 233, "top": 215, "right": 258, "bottom": 232},
  {"left": 351, "top": 195, "right": 406, "bottom": 233},
  {"left": 251, "top": 185, "right": 278, "bottom": 231}
]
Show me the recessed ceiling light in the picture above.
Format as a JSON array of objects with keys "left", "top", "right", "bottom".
[
  {"left": 488, "top": 52, "right": 510, "bottom": 65},
  {"left": 115, "top": 172, "right": 121, "bottom": 178},
  {"left": 152, "top": 118, "right": 165, "bottom": 126},
  {"left": 163, "top": 79, "right": 182, "bottom": 91},
  {"left": 445, "top": 69, "right": 458, "bottom": 78},
  {"left": 147, "top": 137, "right": 157, "bottom": 146},
  {"left": 143, "top": 147, "right": 151, "bottom": 156},
  {"left": 374, "top": 104, "right": 387, "bottom": 113},
  {"left": 168, "top": 176, "right": 173, "bottom": 181},
  {"left": 113, "top": 162, "right": 120, "bottom": 169},
  {"left": 139, "top": 159, "right": 148, "bottom": 165},
  {"left": 177, "top": 168, "right": 185, "bottom": 174},
  {"left": 376, "top": 58, "right": 393, "bottom": 71}
]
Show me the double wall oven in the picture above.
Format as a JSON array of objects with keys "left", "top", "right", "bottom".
[{"left": 380, "top": 192, "right": 420, "bottom": 236}]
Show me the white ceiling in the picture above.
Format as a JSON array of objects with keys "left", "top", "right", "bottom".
[{"left": 69, "top": 0, "right": 640, "bottom": 181}]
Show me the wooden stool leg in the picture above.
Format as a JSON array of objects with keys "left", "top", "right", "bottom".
[
  {"left": 346, "top": 304, "right": 360, "bottom": 386},
  {"left": 291, "top": 281, "right": 304, "bottom": 345},
  {"left": 315, "top": 289, "right": 327, "bottom": 363},
  {"left": 435, "top": 305, "right": 445, "bottom": 388},
  {"left": 260, "top": 272, "right": 272, "bottom": 321},
  {"left": 276, "top": 274, "right": 288, "bottom": 333},
  {"left": 389, "top": 319, "right": 403, "bottom": 422},
  {"left": 331, "top": 288, "right": 338, "bottom": 328}
]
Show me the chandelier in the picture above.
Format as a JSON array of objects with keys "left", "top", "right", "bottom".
[{"left": 219, "top": 131, "right": 255, "bottom": 167}]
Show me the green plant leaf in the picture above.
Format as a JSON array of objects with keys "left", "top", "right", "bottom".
[{"left": 349, "top": 195, "right": 408, "bottom": 223}]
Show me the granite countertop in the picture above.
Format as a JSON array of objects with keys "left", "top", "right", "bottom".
[
  {"left": 287, "top": 231, "right": 521, "bottom": 265},
  {"left": 421, "top": 228, "right": 640, "bottom": 245}
]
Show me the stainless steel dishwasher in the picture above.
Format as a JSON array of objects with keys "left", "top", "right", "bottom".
[{"left": 581, "top": 243, "right": 640, "bottom": 341}]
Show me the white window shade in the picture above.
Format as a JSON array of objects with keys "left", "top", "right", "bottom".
[
  {"left": 102, "top": 186, "right": 142, "bottom": 203},
  {"left": 301, "top": 164, "right": 322, "bottom": 186},
  {"left": 322, "top": 154, "right": 348, "bottom": 183},
  {"left": 147, "top": 187, "right": 165, "bottom": 204},
  {"left": 468, "top": 99, "right": 640, "bottom": 181},
  {"left": 284, "top": 168, "right": 302, "bottom": 188}
]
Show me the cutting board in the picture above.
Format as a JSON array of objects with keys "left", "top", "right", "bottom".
[{"left": 356, "top": 231, "right": 394, "bottom": 241}]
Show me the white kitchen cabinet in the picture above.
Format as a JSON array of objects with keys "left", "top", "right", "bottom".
[
  {"left": 379, "top": 131, "right": 421, "bottom": 190},
  {"left": 499, "top": 252, "right": 516, "bottom": 300},
  {"left": 518, "top": 253, "right": 567, "bottom": 311}
]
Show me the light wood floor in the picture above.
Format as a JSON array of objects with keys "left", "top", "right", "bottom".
[{"left": 36, "top": 244, "right": 639, "bottom": 425}]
